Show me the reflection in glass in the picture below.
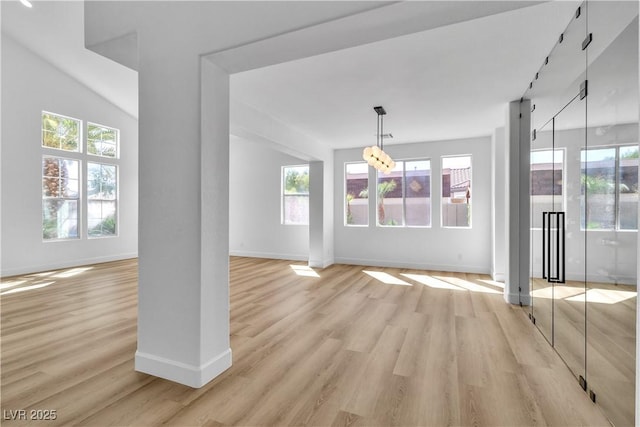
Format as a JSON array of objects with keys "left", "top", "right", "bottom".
[{"left": 581, "top": 148, "right": 616, "bottom": 230}]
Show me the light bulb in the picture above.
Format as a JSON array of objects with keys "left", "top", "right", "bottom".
[{"left": 363, "top": 146, "right": 372, "bottom": 161}]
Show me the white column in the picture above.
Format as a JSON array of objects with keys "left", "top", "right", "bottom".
[
  {"left": 134, "top": 44, "right": 231, "bottom": 387},
  {"left": 308, "top": 159, "right": 335, "bottom": 268},
  {"left": 491, "top": 127, "right": 506, "bottom": 282},
  {"left": 504, "top": 100, "right": 531, "bottom": 305}
]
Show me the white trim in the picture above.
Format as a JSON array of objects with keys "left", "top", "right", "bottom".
[
  {"left": 228, "top": 250, "right": 307, "bottom": 262},
  {"left": 309, "top": 257, "right": 335, "bottom": 269},
  {"left": 504, "top": 291, "right": 529, "bottom": 305},
  {"left": 0, "top": 253, "right": 138, "bottom": 278},
  {"left": 135, "top": 348, "right": 232, "bottom": 389},
  {"left": 333, "top": 256, "right": 489, "bottom": 274}
]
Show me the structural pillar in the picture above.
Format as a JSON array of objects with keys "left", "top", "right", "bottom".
[
  {"left": 504, "top": 99, "right": 531, "bottom": 305},
  {"left": 134, "top": 40, "right": 231, "bottom": 387}
]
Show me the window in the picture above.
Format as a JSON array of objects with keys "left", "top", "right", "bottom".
[
  {"left": 376, "top": 159, "right": 431, "bottom": 227},
  {"left": 345, "top": 162, "right": 368, "bottom": 226},
  {"left": 581, "top": 145, "right": 638, "bottom": 230},
  {"left": 41, "top": 111, "right": 121, "bottom": 240},
  {"left": 42, "top": 111, "right": 81, "bottom": 152},
  {"left": 88, "top": 123, "right": 119, "bottom": 158},
  {"left": 42, "top": 156, "right": 80, "bottom": 239},
  {"left": 530, "top": 149, "right": 564, "bottom": 228},
  {"left": 442, "top": 155, "right": 471, "bottom": 227},
  {"left": 404, "top": 160, "right": 431, "bottom": 226},
  {"left": 88, "top": 163, "right": 118, "bottom": 237},
  {"left": 282, "top": 165, "right": 309, "bottom": 225}
]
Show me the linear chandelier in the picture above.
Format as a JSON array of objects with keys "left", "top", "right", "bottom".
[{"left": 362, "top": 106, "right": 395, "bottom": 175}]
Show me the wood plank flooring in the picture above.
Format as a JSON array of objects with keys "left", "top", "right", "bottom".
[{"left": 1, "top": 257, "right": 612, "bottom": 426}]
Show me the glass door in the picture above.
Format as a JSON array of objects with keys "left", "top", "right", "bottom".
[{"left": 584, "top": 3, "right": 638, "bottom": 426}]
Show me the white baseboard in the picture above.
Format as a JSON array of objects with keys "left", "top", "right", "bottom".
[
  {"left": 333, "top": 256, "right": 490, "bottom": 275},
  {"left": 135, "top": 348, "right": 232, "bottom": 388},
  {"left": 504, "top": 291, "right": 531, "bottom": 306},
  {"left": 309, "top": 257, "right": 335, "bottom": 269},
  {"left": 229, "top": 250, "right": 307, "bottom": 262},
  {"left": 1, "top": 253, "right": 138, "bottom": 278},
  {"left": 491, "top": 271, "right": 506, "bottom": 282}
]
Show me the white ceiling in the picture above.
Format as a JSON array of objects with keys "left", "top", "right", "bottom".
[
  {"left": 3, "top": 0, "right": 591, "bottom": 149},
  {"left": 232, "top": 1, "right": 582, "bottom": 149}
]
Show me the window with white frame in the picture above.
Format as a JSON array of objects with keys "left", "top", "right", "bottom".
[
  {"left": 88, "top": 122, "right": 119, "bottom": 158},
  {"left": 282, "top": 165, "right": 309, "bottom": 225},
  {"left": 42, "top": 111, "right": 81, "bottom": 152},
  {"left": 376, "top": 159, "right": 431, "bottom": 227},
  {"left": 41, "top": 111, "right": 121, "bottom": 240},
  {"left": 345, "top": 162, "right": 368, "bottom": 226},
  {"left": 42, "top": 156, "right": 80, "bottom": 240},
  {"left": 441, "top": 155, "right": 472, "bottom": 227},
  {"left": 87, "top": 163, "right": 118, "bottom": 237}
]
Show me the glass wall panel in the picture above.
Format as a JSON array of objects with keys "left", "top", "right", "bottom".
[{"left": 585, "top": 3, "right": 638, "bottom": 426}]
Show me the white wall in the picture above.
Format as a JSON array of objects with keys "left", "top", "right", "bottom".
[
  {"left": 229, "top": 135, "right": 309, "bottom": 260},
  {"left": 333, "top": 136, "right": 492, "bottom": 273},
  {"left": 1, "top": 36, "right": 138, "bottom": 277}
]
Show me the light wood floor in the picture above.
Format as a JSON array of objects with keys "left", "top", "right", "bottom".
[
  {"left": 530, "top": 278, "right": 636, "bottom": 427},
  {"left": 1, "top": 257, "right": 612, "bottom": 426}
]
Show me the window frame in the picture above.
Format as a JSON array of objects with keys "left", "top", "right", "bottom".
[
  {"left": 41, "top": 155, "right": 81, "bottom": 241},
  {"left": 344, "top": 162, "right": 369, "bottom": 227},
  {"left": 87, "top": 162, "right": 119, "bottom": 238},
  {"left": 281, "top": 164, "right": 310, "bottom": 226},
  {"left": 87, "top": 121, "right": 120, "bottom": 159},
  {"left": 441, "top": 154, "right": 472, "bottom": 229},
  {"left": 41, "top": 111, "right": 122, "bottom": 241},
  {"left": 375, "top": 158, "right": 432, "bottom": 228},
  {"left": 42, "top": 111, "right": 82, "bottom": 153}
]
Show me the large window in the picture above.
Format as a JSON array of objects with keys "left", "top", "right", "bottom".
[
  {"left": 41, "top": 111, "right": 121, "bottom": 240},
  {"left": 42, "top": 157, "right": 80, "bottom": 240},
  {"left": 530, "top": 149, "right": 564, "bottom": 228},
  {"left": 282, "top": 165, "right": 309, "bottom": 225},
  {"left": 581, "top": 145, "right": 638, "bottom": 230},
  {"left": 345, "top": 162, "right": 368, "bottom": 226},
  {"left": 376, "top": 159, "right": 431, "bottom": 227},
  {"left": 88, "top": 163, "right": 118, "bottom": 237},
  {"left": 442, "top": 155, "right": 471, "bottom": 227}
]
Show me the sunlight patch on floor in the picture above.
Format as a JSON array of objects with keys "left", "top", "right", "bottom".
[
  {"left": 1, "top": 281, "right": 55, "bottom": 296},
  {"left": 290, "top": 265, "right": 320, "bottom": 278},
  {"left": 53, "top": 266, "right": 94, "bottom": 278},
  {"left": 566, "top": 288, "right": 637, "bottom": 304},
  {"left": 401, "top": 273, "right": 464, "bottom": 290},
  {"left": 363, "top": 270, "right": 412, "bottom": 286},
  {"left": 433, "top": 275, "right": 501, "bottom": 294},
  {"left": 477, "top": 278, "right": 505, "bottom": 289},
  {"left": 0, "top": 280, "right": 27, "bottom": 291}
]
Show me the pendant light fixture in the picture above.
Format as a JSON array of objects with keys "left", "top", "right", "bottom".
[{"left": 362, "top": 106, "right": 395, "bottom": 175}]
